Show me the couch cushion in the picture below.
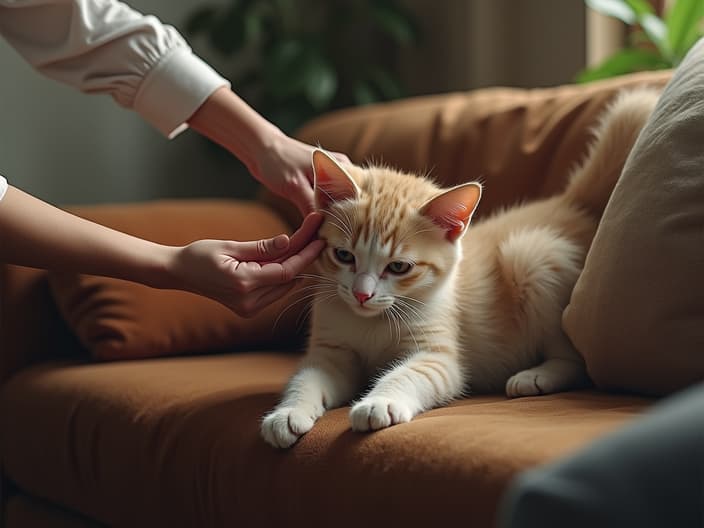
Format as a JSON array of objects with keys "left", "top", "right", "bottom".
[
  {"left": 0, "top": 354, "right": 653, "bottom": 528},
  {"left": 262, "top": 70, "right": 672, "bottom": 227},
  {"left": 48, "top": 200, "right": 307, "bottom": 361},
  {"left": 563, "top": 41, "right": 704, "bottom": 395},
  {"left": 5, "top": 494, "right": 102, "bottom": 528}
]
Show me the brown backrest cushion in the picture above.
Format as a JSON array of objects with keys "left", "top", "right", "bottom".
[
  {"left": 563, "top": 42, "right": 704, "bottom": 395},
  {"left": 262, "top": 70, "right": 672, "bottom": 227},
  {"left": 47, "top": 200, "right": 306, "bottom": 361},
  {"left": 0, "top": 264, "right": 82, "bottom": 382}
]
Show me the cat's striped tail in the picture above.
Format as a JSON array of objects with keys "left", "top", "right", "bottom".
[{"left": 562, "top": 87, "right": 660, "bottom": 217}]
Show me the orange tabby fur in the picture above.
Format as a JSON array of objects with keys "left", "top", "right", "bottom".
[{"left": 262, "top": 88, "right": 660, "bottom": 448}]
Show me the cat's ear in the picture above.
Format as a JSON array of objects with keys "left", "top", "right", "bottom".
[
  {"left": 312, "top": 149, "right": 360, "bottom": 209},
  {"left": 420, "top": 182, "right": 482, "bottom": 242}
]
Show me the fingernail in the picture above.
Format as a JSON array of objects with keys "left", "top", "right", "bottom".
[{"left": 273, "top": 235, "right": 289, "bottom": 249}]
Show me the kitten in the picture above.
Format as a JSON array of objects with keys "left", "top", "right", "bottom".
[{"left": 262, "top": 88, "right": 659, "bottom": 448}]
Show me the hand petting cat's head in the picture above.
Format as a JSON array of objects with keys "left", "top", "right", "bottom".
[{"left": 311, "top": 149, "right": 481, "bottom": 318}]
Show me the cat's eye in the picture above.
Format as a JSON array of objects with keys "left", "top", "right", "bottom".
[
  {"left": 386, "top": 261, "right": 413, "bottom": 275},
  {"left": 333, "top": 248, "right": 355, "bottom": 264}
]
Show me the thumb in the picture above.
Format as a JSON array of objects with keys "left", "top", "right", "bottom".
[{"left": 231, "top": 234, "right": 290, "bottom": 262}]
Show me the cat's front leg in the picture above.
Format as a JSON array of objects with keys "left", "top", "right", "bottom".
[
  {"left": 350, "top": 350, "right": 463, "bottom": 432},
  {"left": 261, "top": 347, "right": 362, "bottom": 448}
]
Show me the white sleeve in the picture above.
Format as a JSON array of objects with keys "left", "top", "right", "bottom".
[
  {"left": 0, "top": 0, "right": 231, "bottom": 138},
  {"left": 0, "top": 175, "right": 7, "bottom": 202}
]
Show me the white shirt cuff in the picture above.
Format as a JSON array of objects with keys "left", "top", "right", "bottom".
[
  {"left": 0, "top": 175, "right": 7, "bottom": 202},
  {"left": 133, "top": 46, "right": 230, "bottom": 139}
]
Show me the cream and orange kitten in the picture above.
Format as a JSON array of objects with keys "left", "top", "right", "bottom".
[{"left": 262, "top": 88, "right": 659, "bottom": 448}]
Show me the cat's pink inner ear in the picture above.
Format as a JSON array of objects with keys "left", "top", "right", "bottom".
[
  {"left": 312, "top": 149, "right": 359, "bottom": 209},
  {"left": 421, "top": 183, "right": 482, "bottom": 242}
]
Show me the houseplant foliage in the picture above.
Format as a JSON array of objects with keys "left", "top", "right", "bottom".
[
  {"left": 578, "top": 0, "right": 704, "bottom": 82},
  {"left": 185, "top": 0, "right": 420, "bottom": 133}
]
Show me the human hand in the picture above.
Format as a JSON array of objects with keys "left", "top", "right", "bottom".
[
  {"left": 187, "top": 88, "right": 350, "bottom": 216},
  {"left": 252, "top": 132, "right": 350, "bottom": 216},
  {"left": 168, "top": 213, "right": 325, "bottom": 317}
]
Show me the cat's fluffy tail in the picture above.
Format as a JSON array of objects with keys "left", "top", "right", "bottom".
[{"left": 562, "top": 87, "right": 660, "bottom": 216}]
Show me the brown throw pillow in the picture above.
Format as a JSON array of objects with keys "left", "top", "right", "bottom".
[
  {"left": 563, "top": 40, "right": 704, "bottom": 395},
  {"left": 49, "top": 200, "right": 307, "bottom": 361}
]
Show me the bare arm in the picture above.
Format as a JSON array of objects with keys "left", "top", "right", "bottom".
[
  {"left": 0, "top": 186, "right": 325, "bottom": 317},
  {"left": 0, "top": 186, "right": 174, "bottom": 286},
  {"left": 188, "top": 87, "right": 350, "bottom": 215}
]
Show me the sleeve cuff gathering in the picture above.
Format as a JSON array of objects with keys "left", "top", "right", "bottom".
[
  {"left": 0, "top": 175, "right": 7, "bottom": 202},
  {"left": 133, "top": 46, "right": 230, "bottom": 139}
]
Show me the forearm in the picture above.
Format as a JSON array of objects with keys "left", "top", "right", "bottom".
[
  {"left": 187, "top": 86, "right": 282, "bottom": 173},
  {"left": 0, "top": 186, "right": 177, "bottom": 288}
]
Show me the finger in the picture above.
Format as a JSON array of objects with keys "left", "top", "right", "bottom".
[
  {"left": 288, "top": 212, "right": 323, "bottom": 250},
  {"left": 254, "top": 239, "right": 326, "bottom": 285},
  {"left": 231, "top": 234, "right": 290, "bottom": 262},
  {"left": 267, "top": 212, "right": 324, "bottom": 264}
]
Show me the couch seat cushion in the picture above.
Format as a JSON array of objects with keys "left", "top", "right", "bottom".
[{"left": 0, "top": 353, "right": 653, "bottom": 528}]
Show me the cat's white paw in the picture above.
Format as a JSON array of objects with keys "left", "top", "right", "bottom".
[
  {"left": 261, "top": 407, "right": 317, "bottom": 448},
  {"left": 506, "top": 369, "right": 557, "bottom": 398},
  {"left": 506, "top": 359, "right": 587, "bottom": 398},
  {"left": 350, "top": 397, "right": 413, "bottom": 432}
]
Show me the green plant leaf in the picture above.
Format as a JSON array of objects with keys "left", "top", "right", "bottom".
[
  {"left": 639, "top": 12, "right": 668, "bottom": 56},
  {"left": 184, "top": 6, "right": 219, "bottom": 35},
  {"left": 665, "top": 0, "right": 704, "bottom": 62},
  {"left": 368, "top": 67, "right": 403, "bottom": 100},
  {"left": 243, "top": 9, "right": 264, "bottom": 43},
  {"left": 589, "top": 0, "right": 667, "bottom": 57},
  {"left": 625, "top": 0, "right": 666, "bottom": 50},
  {"left": 576, "top": 47, "right": 670, "bottom": 82},
  {"left": 370, "top": 2, "right": 419, "bottom": 45},
  {"left": 264, "top": 39, "right": 308, "bottom": 100},
  {"left": 586, "top": 0, "right": 637, "bottom": 24},
  {"left": 304, "top": 56, "right": 338, "bottom": 109},
  {"left": 210, "top": 3, "right": 248, "bottom": 54},
  {"left": 267, "top": 104, "right": 312, "bottom": 135},
  {"left": 623, "top": 0, "right": 655, "bottom": 16},
  {"left": 353, "top": 81, "right": 379, "bottom": 105}
]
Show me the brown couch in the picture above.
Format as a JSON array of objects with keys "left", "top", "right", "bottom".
[{"left": 0, "top": 70, "right": 672, "bottom": 528}]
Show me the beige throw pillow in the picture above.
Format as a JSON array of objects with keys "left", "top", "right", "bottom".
[{"left": 563, "top": 39, "right": 704, "bottom": 395}]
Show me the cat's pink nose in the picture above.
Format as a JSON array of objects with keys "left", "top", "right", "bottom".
[{"left": 353, "top": 291, "right": 373, "bottom": 304}]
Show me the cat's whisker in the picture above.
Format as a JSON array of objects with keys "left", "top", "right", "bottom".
[
  {"left": 326, "top": 219, "right": 352, "bottom": 240},
  {"left": 293, "top": 284, "right": 338, "bottom": 295},
  {"left": 394, "top": 300, "right": 440, "bottom": 355},
  {"left": 322, "top": 208, "right": 353, "bottom": 239},
  {"left": 385, "top": 306, "right": 401, "bottom": 345},
  {"left": 391, "top": 304, "right": 420, "bottom": 355},
  {"left": 272, "top": 287, "right": 337, "bottom": 331},
  {"left": 394, "top": 294, "right": 427, "bottom": 307},
  {"left": 396, "top": 227, "right": 438, "bottom": 246},
  {"left": 329, "top": 205, "right": 354, "bottom": 237},
  {"left": 395, "top": 299, "right": 426, "bottom": 323},
  {"left": 295, "top": 293, "right": 338, "bottom": 332},
  {"left": 297, "top": 273, "right": 337, "bottom": 282},
  {"left": 393, "top": 301, "right": 435, "bottom": 355}
]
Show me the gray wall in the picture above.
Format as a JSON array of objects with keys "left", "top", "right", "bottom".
[{"left": 0, "top": 0, "right": 586, "bottom": 206}]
